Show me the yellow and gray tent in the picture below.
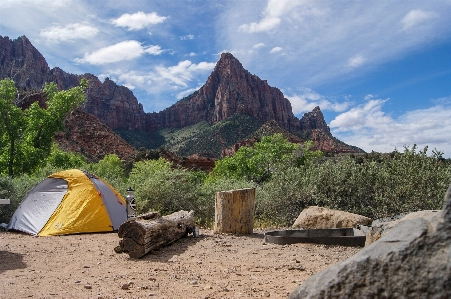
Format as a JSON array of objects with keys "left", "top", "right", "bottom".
[{"left": 7, "top": 169, "right": 127, "bottom": 236}]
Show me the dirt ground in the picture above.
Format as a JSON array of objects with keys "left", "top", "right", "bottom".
[{"left": 0, "top": 229, "right": 361, "bottom": 299}]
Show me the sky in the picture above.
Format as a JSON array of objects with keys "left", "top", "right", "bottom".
[{"left": 1, "top": 0, "right": 451, "bottom": 157}]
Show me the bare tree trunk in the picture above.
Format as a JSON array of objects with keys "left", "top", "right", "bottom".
[
  {"left": 214, "top": 188, "right": 255, "bottom": 234},
  {"left": 8, "top": 138, "right": 14, "bottom": 177},
  {"left": 116, "top": 210, "right": 195, "bottom": 259}
]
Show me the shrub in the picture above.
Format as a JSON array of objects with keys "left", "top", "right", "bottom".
[
  {"left": 0, "top": 173, "right": 43, "bottom": 224},
  {"left": 86, "top": 154, "right": 127, "bottom": 194},
  {"left": 255, "top": 145, "right": 451, "bottom": 226}
]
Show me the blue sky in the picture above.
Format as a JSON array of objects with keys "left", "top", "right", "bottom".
[{"left": 1, "top": 0, "right": 451, "bottom": 157}]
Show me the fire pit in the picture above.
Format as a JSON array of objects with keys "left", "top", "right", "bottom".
[{"left": 264, "top": 228, "right": 365, "bottom": 247}]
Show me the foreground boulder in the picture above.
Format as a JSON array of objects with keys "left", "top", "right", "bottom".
[
  {"left": 365, "top": 210, "right": 440, "bottom": 246},
  {"left": 289, "top": 185, "right": 451, "bottom": 299},
  {"left": 292, "top": 206, "right": 372, "bottom": 229}
]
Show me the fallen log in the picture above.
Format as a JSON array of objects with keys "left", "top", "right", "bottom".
[{"left": 117, "top": 210, "right": 195, "bottom": 259}]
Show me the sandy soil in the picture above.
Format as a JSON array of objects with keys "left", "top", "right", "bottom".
[{"left": 0, "top": 229, "right": 361, "bottom": 299}]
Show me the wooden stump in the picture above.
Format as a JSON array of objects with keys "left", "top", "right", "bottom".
[
  {"left": 214, "top": 188, "right": 255, "bottom": 234},
  {"left": 117, "top": 210, "right": 195, "bottom": 259}
]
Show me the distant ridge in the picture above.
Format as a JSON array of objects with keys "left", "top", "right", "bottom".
[{"left": 0, "top": 35, "right": 364, "bottom": 158}]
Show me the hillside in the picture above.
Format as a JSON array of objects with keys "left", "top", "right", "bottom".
[{"left": 0, "top": 35, "right": 364, "bottom": 159}]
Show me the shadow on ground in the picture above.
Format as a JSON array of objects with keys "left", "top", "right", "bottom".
[{"left": 0, "top": 250, "right": 27, "bottom": 273}]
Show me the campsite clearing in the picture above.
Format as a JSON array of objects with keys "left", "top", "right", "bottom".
[{"left": 0, "top": 229, "right": 360, "bottom": 298}]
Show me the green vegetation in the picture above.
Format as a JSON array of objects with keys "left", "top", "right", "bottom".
[
  {"left": 1, "top": 121, "right": 450, "bottom": 228},
  {"left": 0, "top": 78, "right": 87, "bottom": 176},
  {"left": 116, "top": 114, "right": 264, "bottom": 158},
  {"left": 211, "top": 134, "right": 322, "bottom": 183}
]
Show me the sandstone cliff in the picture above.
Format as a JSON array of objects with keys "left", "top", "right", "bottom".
[
  {"left": 0, "top": 35, "right": 363, "bottom": 157},
  {"left": 151, "top": 53, "right": 300, "bottom": 132},
  {"left": 0, "top": 35, "right": 147, "bottom": 130}
]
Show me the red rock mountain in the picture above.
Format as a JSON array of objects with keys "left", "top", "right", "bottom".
[
  {"left": 150, "top": 53, "right": 300, "bottom": 132},
  {"left": 0, "top": 35, "right": 363, "bottom": 156}
]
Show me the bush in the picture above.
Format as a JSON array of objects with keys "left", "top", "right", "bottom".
[
  {"left": 255, "top": 145, "right": 451, "bottom": 226},
  {"left": 86, "top": 154, "right": 127, "bottom": 194},
  {"left": 127, "top": 158, "right": 200, "bottom": 214},
  {"left": 0, "top": 173, "right": 44, "bottom": 224},
  {"left": 127, "top": 158, "right": 254, "bottom": 227},
  {"left": 45, "top": 143, "right": 87, "bottom": 170}
]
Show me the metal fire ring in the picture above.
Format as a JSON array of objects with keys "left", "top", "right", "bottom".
[{"left": 264, "top": 228, "right": 366, "bottom": 247}]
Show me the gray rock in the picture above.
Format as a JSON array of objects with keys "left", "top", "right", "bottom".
[
  {"left": 365, "top": 210, "right": 441, "bottom": 246},
  {"left": 289, "top": 185, "right": 451, "bottom": 299}
]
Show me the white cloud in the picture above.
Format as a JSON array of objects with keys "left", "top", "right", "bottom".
[
  {"left": 253, "top": 43, "right": 265, "bottom": 49},
  {"left": 330, "top": 99, "right": 391, "bottom": 131},
  {"left": 287, "top": 88, "right": 350, "bottom": 115},
  {"left": 221, "top": 1, "right": 451, "bottom": 89},
  {"left": 40, "top": 23, "right": 98, "bottom": 42},
  {"left": 180, "top": 35, "right": 195, "bottom": 40},
  {"left": 269, "top": 46, "right": 283, "bottom": 54},
  {"left": 101, "top": 60, "right": 215, "bottom": 97},
  {"left": 75, "top": 41, "right": 166, "bottom": 64},
  {"left": 401, "top": 9, "right": 438, "bottom": 30},
  {"left": 347, "top": 54, "right": 366, "bottom": 68},
  {"left": 75, "top": 40, "right": 144, "bottom": 64},
  {"left": 330, "top": 98, "right": 451, "bottom": 156},
  {"left": 111, "top": 11, "right": 167, "bottom": 31},
  {"left": 145, "top": 45, "right": 164, "bottom": 55},
  {"left": 155, "top": 60, "right": 216, "bottom": 87},
  {"left": 239, "top": 0, "right": 303, "bottom": 33},
  {"left": 176, "top": 86, "right": 202, "bottom": 99}
]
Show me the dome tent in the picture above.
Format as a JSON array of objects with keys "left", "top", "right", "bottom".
[{"left": 8, "top": 169, "right": 127, "bottom": 236}]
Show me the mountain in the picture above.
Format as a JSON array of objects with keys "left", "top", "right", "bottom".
[
  {"left": 148, "top": 52, "right": 300, "bottom": 132},
  {"left": 0, "top": 35, "right": 363, "bottom": 159},
  {"left": 54, "top": 109, "right": 138, "bottom": 163}
]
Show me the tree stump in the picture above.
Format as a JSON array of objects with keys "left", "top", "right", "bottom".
[
  {"left": 214, "top": 188, "right": 255, "bottom": 234},
  {"left": 116, "top": 210, "right": 195, "bottom": 258}
]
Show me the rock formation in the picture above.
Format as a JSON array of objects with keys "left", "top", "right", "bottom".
[
  {"left": 292, "top": 206, "right": 372, "bottom": 229},
  {"left": 54, "top": 109, "right": 137, "bottom": 163},
  {"left": 0, "top": 35, "right": 364, "bottom": 157},
  {"left": 0, "top": 35, "right": 147, "bottom": 130},
  {"left": 289, "top": 185, "right": 451, "bottom": 299},
  {"left": 299, "top": 106, "right": 330, "bottom": 132},
  {"left": 364, "top": 210, "right": 440, "bottom": 246},
  {"left": 149, "top": 52, "right": 300, "bottom": 132}
]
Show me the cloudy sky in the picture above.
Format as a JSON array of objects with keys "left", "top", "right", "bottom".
[{"left": 1, "top": 0, "right": 451, "bottom": 157}]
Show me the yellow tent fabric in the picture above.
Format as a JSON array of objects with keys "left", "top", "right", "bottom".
[{"left": 38, "top": 169, "right": 125, "bottom": 236}]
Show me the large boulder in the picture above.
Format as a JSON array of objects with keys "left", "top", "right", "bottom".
[
  {"left": 365, "top": 210, "right": 441, "bottom": 246},
  {"left": 292, "top": 206, "right": 372, "bottom": 229},
  {"left": 289, "top": 185, "right": 451, "bottom": 299}
]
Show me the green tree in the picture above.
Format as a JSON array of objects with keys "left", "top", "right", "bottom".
[
  {"left": 87, "top": 154, "right": 127, "bottom": 193},
  {"left": 45, "top": 143, "right": 87, "bottom": 170},
  {"left": 211, "top": 133, "right": 311, "bottom": 183},
  {"left": 0, "top": 78, "right": 87, "bottom": 176}
]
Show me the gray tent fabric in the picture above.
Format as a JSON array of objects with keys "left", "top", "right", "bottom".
[
  {"left": 87, "top": 174, "right": 126, "bottom": 230},
  {"left": 7, "top": 178, "right": 68, "bottom": 235}
]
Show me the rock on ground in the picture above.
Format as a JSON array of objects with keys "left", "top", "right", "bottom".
[
  {"left": 365, "top": 209, "right": 441, "bottom": 246},
  {"left": 292, "top": 206, "right": 372, "bottom": 229},
  {"left": 289, "top": 185, "right": 451, "bottom": 299}
]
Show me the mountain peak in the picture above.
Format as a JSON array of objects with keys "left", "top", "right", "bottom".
[
  {"left": 300, "top": 106, "right": 330, "bottom": 132},
  {"left": 217, "top": 52, "right": 243, "bottom": 68}
]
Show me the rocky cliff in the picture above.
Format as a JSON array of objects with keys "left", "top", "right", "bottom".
[
  {"left": 0, "top": 35, "right": 147, "bottom": 130},
  {"left": 151, "top": 53, "right": 300, "bottom": 132},
  {"left": 0, "top": 35, "right": 363, "bottom": 156},
  {"left": 299, "top": 106, "right": 330, "bottom": 132},
  {"left": 53, "top": 109, "right": 137, "bottom": 163}
]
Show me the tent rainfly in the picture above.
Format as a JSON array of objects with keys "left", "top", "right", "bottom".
[{"left": 7, "top": 169, "right": 127, "bottom": 236}]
